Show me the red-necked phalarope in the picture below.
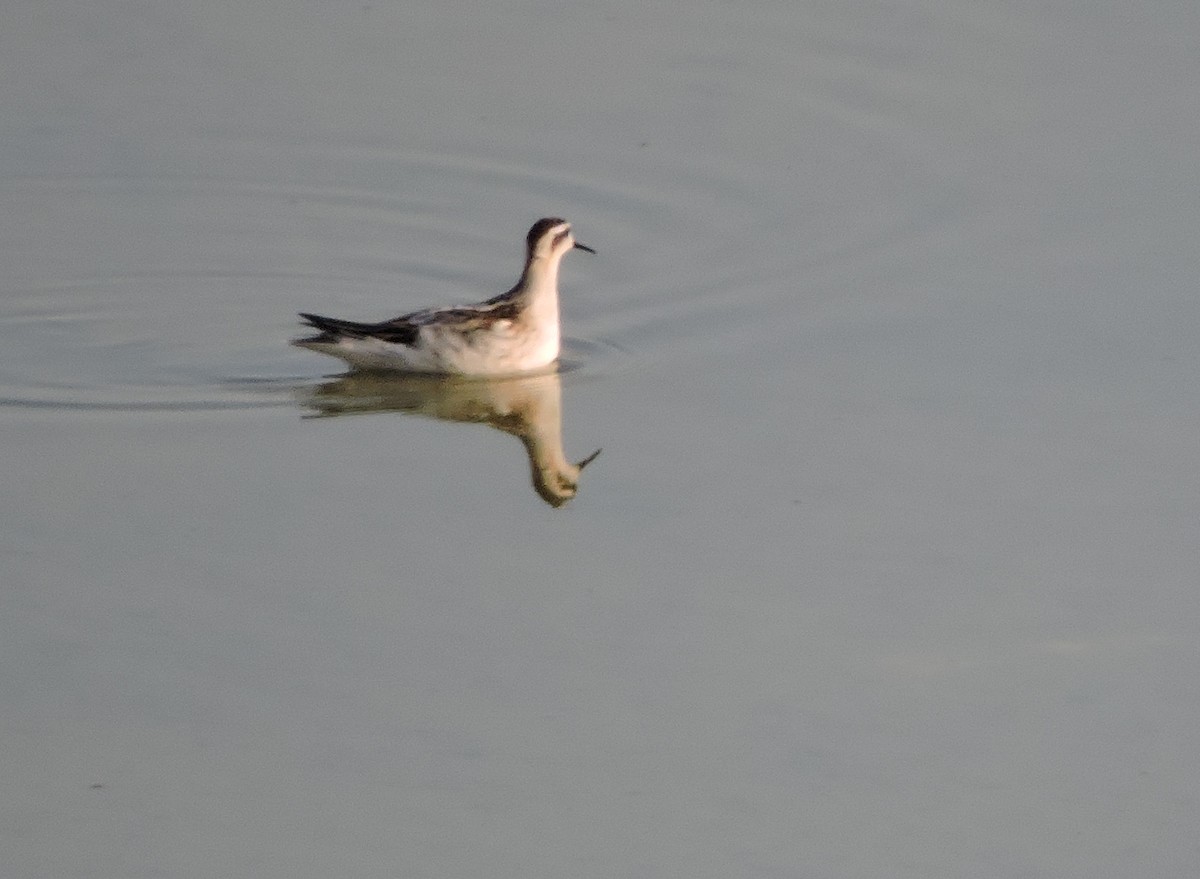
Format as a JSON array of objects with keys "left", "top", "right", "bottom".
[{"left": 293, "top": 217, "right": 594, "bottom": 375}]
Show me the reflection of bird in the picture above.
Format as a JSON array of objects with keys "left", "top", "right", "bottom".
[
  {"left": 301, "top": 371, "right": 601, "bottom": 508},
  {"left": 293, "top": 218, "right": 595, "bottom": 375}
]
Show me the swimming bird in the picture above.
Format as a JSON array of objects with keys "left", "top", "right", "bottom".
[{"left": 293, "top": 218, "right": 594, "bottom": 375}]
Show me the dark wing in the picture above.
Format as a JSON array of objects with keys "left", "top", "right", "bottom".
[
  {"left": 298, "top": 312, "right": 419, "bottom": 347},
  {"left": 411, "top": 299, "right": 521, "bottom": 333},
  {"left": 298, "top": 298, "right": 520, "bottom": 347}
]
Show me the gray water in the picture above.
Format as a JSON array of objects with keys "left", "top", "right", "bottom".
[{"left": 3, "top": 2, "right": 1200, "bottom": 877}]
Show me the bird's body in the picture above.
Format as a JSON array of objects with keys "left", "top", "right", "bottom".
[{"left": 293, "top": 218, "right": 593, "bottom": 375}]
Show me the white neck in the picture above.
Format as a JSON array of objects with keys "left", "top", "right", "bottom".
[{"left": 516, "top": 255, "right": 562, "bottom": 324}]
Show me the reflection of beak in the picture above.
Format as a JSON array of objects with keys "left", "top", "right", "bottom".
[
  {"left": 577, "top": 448, "right": 602, "bottom": 469},
  {"left": 573, "top": 242, "right": 596, "bottom": 254}
]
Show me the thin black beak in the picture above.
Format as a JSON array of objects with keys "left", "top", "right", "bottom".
[{"left": 573, "top": 242, "right": 596, "bottom": 254}]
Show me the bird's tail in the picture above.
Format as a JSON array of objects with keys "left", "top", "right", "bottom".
[{"left": 296, "top": 312, "right": 375, "bottom": 342}]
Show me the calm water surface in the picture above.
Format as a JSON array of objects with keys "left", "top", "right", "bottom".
[{"left": 3, "top": 2, "right": 1200, "bottom": 877}]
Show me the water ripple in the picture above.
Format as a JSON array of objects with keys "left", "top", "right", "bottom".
[{"left": 0, "top": 145, "right": 739, "bottom": 415}]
